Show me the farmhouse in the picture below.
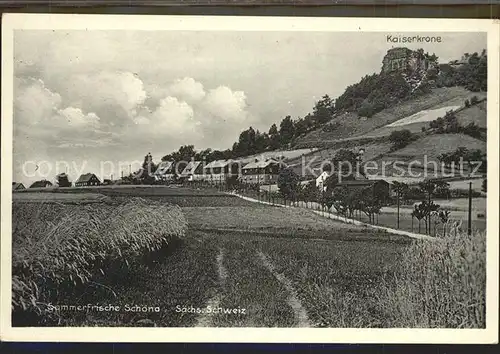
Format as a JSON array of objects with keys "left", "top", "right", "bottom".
[
  {"left": 203, "top": 159, "right": 240, "bottom": 184},
  {"left": 29, "top": 180, "right": 53, "bottom": 188},
  {"left": 337, "top": 179, "right": 391, "bottom": 203},
  {"left": 154, "top": 161, "right": 176, "bottom": 182},
  {"left": 75, "top": 173, "right": 101, "bottom": 187},
  {"left": 241, "top": 159, "right": 281, "bottom": 184},
  {"left": 315, "top": 171, "right": 329, "bottom": 190},
  {"left": 12, "top": 182, "right": 26, "bottom": 191},
  {"left": 179, "top": 161, "right": 205, "bottom": 181}
]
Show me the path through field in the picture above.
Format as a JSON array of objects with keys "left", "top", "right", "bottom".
[{"left": 23, "top": 188, "right": 412, "bottom": 328}]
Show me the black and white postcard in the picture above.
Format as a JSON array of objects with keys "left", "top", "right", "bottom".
[{"left": 1, "top": 14, "right": 498, "bottom": 343}]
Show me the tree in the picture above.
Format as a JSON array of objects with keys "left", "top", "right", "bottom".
[
  {"left": 268, "top": 123, "right": 280, "bottom": 150},
  {"left": 277, "top": 168, "right": 300, "bottom": 202},
  {"left": 233, "top": 127, "right": 258, "bottom": 157},
  {"left": 56, "top": 173, "right": 71, "bottom": 187},
  {"left": 330, "top": 149, "right": 362, "bottom": 180},
  {"left": 329, "top": 186, "right": 351, "bottom": 216},
  {"left": 139, "top": 152, "right": 157, "bottom": 185},
  {"left": 412, "top": 204, "right": 426, "bottom": 233},
  {"left": 312, "top": 95, "right": 336, "bottom": 124},
  {"left": 359, "top": 189, "right": 383, "bottom": 224},
  {"left": 414, "top": 200, "right": 440, "bottom": 234},
  {"left": 301, "top": 181, "right": 320, "bottom": 208},
  {"left": 279, "top": 116, "right": 295, "bottom": 147},
  {"left": 225, "top": 175, "right": 240, "bottom": 191},
  {"left": 438, "top": 209, "right": 451, "bottom": 237},
  {"left": 418, "top": 180, "right": 446, "bottom": 233},
  {"left": 389, "top": 129, "right": 415, "bottom": 150},
  {"left": 393, "top": 181, "right": 409, "bottom": 229}
]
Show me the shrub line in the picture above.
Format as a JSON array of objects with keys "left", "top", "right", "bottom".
[{"left": 229, "top": 192, "right": 437, "bottom": 241}]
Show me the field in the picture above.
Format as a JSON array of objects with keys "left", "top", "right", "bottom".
[{"left": 11, "top": 187, "right": 486, "bottom": 328}]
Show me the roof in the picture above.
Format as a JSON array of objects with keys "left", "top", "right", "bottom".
[
  {"left": 154, "top": 161, "right": 174, "bottom": 175},
  {"left": 12, "top": 182, "right": 25, "bottom": 190},
  {"left": 180, "top": 161, "right": 202, "bottom": 175},
  {"left": 30, "top": 180, "right": 53, "bottom": 188},
  {"left": 242, "top": 159, "right": 281, "bottom": 170},
  {"left": 204, "top": 159, "right": 237, "bottom": 169},
  {"left": 76, "top": 173, "right": 100, "bottom": 183}
]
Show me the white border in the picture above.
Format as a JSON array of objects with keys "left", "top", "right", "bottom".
[{"left": 1, "top": 14, "right": 499, "bottom": 343}]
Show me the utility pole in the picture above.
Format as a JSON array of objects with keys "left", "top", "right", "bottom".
[
  {"left": 397, "top": 188, "right": 400, "bottom": 229},
  {"left": 468, "top": 181, "right": 473, "bottom": 236}
]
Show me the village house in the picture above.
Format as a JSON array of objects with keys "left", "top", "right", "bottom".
[
  {"left": 154, "top": 161, "right": 176, "bottom": 182},
  {"left": 241, "top": 159, "right": 281, "bottom": 185},
  {"left": 29, "top": 180, "right": 53, "bottom": 188},
  {"left": 179, "top": 161, "right": 205, "bottom": 181},
  {"left": 315, "top": 171, "right": 330, "bottom": 191},
  {"left": 203, "top": 159, "right": 240, "bottom": 184},
  {"left": 75, "top": 173, "right": 101, "bottom": 187},
  {"left": 12, "top": 182, "right": 26, "bottom": 191}
]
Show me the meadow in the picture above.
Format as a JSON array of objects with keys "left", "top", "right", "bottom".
[{"left": 11, "top": 187, "right": 486, "bottom": 328}]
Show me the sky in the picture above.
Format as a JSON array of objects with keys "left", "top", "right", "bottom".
[{"left": 12, "top": 30, "right": 486, "bottom": 186}]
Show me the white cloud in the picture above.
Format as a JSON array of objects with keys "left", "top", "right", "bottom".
[
  {"left": 14, "top": 77, "right": 62, "bottom": 126},
  {"left": 62, "top": 71, "right": 147, "bottom": 122},
  {"left": 201, "top": 86, "right": 249, "bottom": 123},
  {"left": 56, "top": 107, "right": 100, "bottom": 127},
  {"left": 131, "top": 96, "right": 201, "bottom": 138},
  {"left": 167, "top": 77, "right": 206, "bottom": 103}
]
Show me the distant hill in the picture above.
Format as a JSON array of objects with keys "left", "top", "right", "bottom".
[{"left": 295, "top": 87, "right": 484, "bottom": 148}]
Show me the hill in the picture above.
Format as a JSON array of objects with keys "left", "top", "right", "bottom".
[
  {"left": 366, "top": 133, "right": 486, "bottom": 179},
  {"left": 295, "top": 87, "right": 485, "bottom": 148},
  {"left": 157, "top": 46, "right": 487, "bottom": 176}
]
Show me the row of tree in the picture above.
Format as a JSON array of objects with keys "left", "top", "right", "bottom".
[{"left": 436, "top": 50, "right": 487, "bottom": 92}]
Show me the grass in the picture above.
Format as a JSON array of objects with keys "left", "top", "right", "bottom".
[
  {"left": 182, "top": 205, "right": 399, "bottom": 238},
  {"left": 390, "top": 133, "right": 486, "bottom": 161},
  {"left": 12, "top": 197, "right": 187, "bottom": 326},
  {"left": 209, "top": 232, "right": 296, "bottom": 327},
  {"left": 12, "top": 192, "right": 109, "bottom": 202},
  {"left": 255, "top": 235, "right": 410, "bottom": 327},
  {"left": 12, "top": 188, "right": 486, "bottom": 328},
  {"left": 55, "top": 232, "right": 219, "bottom": 327},
  {"left": 377, "top": 230, "right": 486, "bottom": 328}
]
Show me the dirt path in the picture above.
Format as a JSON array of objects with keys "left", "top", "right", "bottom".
[
  {"left": 196, "top": 247, "right": 228, "bottom": 327},
  {"left": 257, "top": 251, "right": 311, "bottom": 328}
]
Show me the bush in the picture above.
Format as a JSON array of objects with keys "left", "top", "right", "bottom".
[
  {"left": 470, "top": 95, "right": 479, "bottom": 105},
  {"left": 378, "top": 231, "right": 486, "bottom": 327},
  {"left": 357, "top": 102, "right": 377, "bottom": 118},
  {"left": 12, "top": 198, "right": 187, "bottom": 321},
  {"left": 389, "top": 129, "right": 416, "bottom": 150}
]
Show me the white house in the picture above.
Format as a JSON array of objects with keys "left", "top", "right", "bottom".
[{"left": 316, "top": 171, "right": 329, "bottom": 190}]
